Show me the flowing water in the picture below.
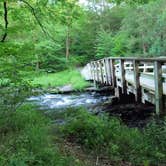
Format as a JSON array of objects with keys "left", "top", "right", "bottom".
[
  {"left": 28, "top": 92, "right": 112, "bottom": 112},
  {"left": 28, "top": 92, "right": 154, "bottom": 127}
]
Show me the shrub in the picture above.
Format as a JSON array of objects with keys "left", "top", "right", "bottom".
[
  {"left": 61, "top": 109, "right": 166, "bottom": 165},
  {"left": 0, "top": 105, "right": 80, "bottom": 166},
  {"left": 95, "top": 30, "right": 114, "bottom": 59}
]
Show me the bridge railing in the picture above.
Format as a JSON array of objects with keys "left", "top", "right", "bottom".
[{"left": 89, "top": 57, "right": 166, "bottom": 115}]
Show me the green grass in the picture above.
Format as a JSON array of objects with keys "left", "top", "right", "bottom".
[
  {"left": 0, "top": 105, "right": 82, "bottom": 166},
  {"left": 59, "top": 108, "right": 166, "bottom": 165},
  {"left": 31, "top": 69, "right": 90, "bottom": 91},
  {"left": 1, "top": 104, "right": 166, "bottom": 165}
]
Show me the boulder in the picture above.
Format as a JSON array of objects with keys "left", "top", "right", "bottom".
[{"left": 57, "top": 84, "right": 74, "bottom": 93}]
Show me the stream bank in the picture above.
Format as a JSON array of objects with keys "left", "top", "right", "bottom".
[
  {"left": 28, "top": 90, "right": 155, "bottom": 128},
  {"left": 27, "top": 90, "right": 164, "bottom": 166}
]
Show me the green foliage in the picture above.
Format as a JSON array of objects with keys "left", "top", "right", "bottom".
[
  {"left": 93, "top": 0, "right": 166, "bottom": 58},
  {"left": 2, "top": 0, "right": 166, "bottom": 165},
  {"left": 96, "top": 30, "right": 114, "bottom": 59},
  {"left": 1, "top": 0, "right": 166, "bottom": 73},
  {"left": 109, "top": 0, "right": 155, "bottom": 5},
  {"left": 111, "top": 32, "right": 128, "bottom": 57},
  {"left": 96, "top": 30, "right": 128, "bottom": 59},
  {"left": 0, "top": 42, "right": 32, "bottom": 112},
  {"left": 119, "top": 0, "right": 166, "bottom": 57},
  {"left": 0, "top": 105, "right": 80, "bottom": 166},
  {"left": 61, "top": 109, "right": 166, "bottom": 165},
  {"left": 35, "top": 38, "right": 67, "bottom": 72}
]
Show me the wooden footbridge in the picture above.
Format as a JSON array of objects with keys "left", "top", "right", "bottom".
[{"left": 82, "top": 57, "right": 166, "bottom": 115}]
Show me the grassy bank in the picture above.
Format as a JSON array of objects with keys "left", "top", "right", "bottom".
[
  {"left": 1, "top": 104, "right": 166, "bottom": 165},
  {"left": 31, "top": 69, "right": 90, "bottom": 91},
  {"left": 0, "top": 105, "right": 82, "bottom": 166},
  {"left": 57, "top": 109, "right": 166, "bottom": 165}
]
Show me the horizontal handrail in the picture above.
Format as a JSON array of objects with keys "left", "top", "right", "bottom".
[{"left": 91, "top": 57, "right": 166, "bottom": 63}]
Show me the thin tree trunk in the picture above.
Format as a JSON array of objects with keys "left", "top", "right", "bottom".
[
  {"left": 66, "top": 26, "right": 70, "bottom": 60},
  {"left": 35, "top": 54, "right": 40, "bottom": 71},
  {"left": 1, "top": 1, "right": 8, "bottom": 42},
  {"left": 142, "top": 34, "right": 147, "bottom": 55},
  {"left": 143, "top": 43, "right": 147, "bottom": 55}
]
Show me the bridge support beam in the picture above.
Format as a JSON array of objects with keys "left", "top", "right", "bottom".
[{"left": 154, "top": 61, "right": 164, "bottom": 115}]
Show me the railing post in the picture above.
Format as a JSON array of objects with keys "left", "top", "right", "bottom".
[
  {"left": 154, "top": 61, "right": 164, "bottom": 115},
  {"left": 91, "top": 62, "right": 96, "bottom": 87},
  {"left": 119, "top": 59, "right": 126, "bottom": 94},
  {"left": 99, "top": 60, "right": 104, "bottom": 83},
  {"left": 110, "top": 59, "right": 116, "bottom": 87},
  {"left": 90, "top": 62, "right": 93, "bottom": 80},
  {"left": 96, "top": 61, "right": 99, "bottom": 83},
  {"left": 106, "top": 58, "right": 111, "bottom": 85},
  {"left": 103, "top": 59, "right": 108, "bottom": 84},
  {"left": 94, "top": 62, "right": 96, "bottom": 81},
  {"left": 133, "top": 60, "right": 141, "bottom": 103}
]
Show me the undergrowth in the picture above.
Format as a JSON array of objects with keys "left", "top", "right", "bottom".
[
  {"left": 0, "top": 105, "right": 81, "bottom": 166},
  {"left": 1, "top": 105, "right": 166, "bottom": 166},
  {"left": 60, "top": 109, "right": 166, "bottom": 165}
]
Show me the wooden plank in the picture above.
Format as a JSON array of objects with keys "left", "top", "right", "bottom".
[
  {"left": 119, "top": 59, "right": 126, "bottom": 94},
  {"left": 110, "top": 59, "right": 116, "bottom": 87},
  {"left": 133, "top": 60, "right": 141, "bottom": 102},
  {"left": 154, "top": 61, "right": 164, "bottom": 115}
]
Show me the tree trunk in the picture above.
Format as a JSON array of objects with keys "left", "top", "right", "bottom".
[
  {"left": 142, "top": 34, "right": 147, "bottom": 55},
  {"left": 66, "top": 26, "right": 70, "bottom": 60},
  {"left": 1, "top": 1, "right": 8, "bottom": 42},
  {"left": 35, "top": 54, "right": 40, "bottom": 71},
  {"left": 143, "top": 43, "right": 147, "bottom": 55}
]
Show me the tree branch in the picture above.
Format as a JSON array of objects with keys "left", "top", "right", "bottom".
[
  {"left": 1, "top": 1, "right": 8, "bottom": 42},
  {"left": 20, "top": 0, "right": 56, "bottom": 42}
]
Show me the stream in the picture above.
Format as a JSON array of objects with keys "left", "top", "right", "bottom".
[{"left": 28, "top": 92, "right": 154, "bottom": 127}]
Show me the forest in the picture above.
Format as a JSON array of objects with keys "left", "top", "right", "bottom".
[{"left": 1, "top": 0, "right": 166, "bottom": 165}]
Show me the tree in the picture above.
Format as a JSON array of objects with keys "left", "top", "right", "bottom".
[
  {"left": 54, "top": 0, "right": 82, "bottom": 60},
  {"left": 108, "top": 0, "right": 156, "bottom": 5},
  {"left": 1, "top": 1, "right": 8, "bottom": 42}
]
